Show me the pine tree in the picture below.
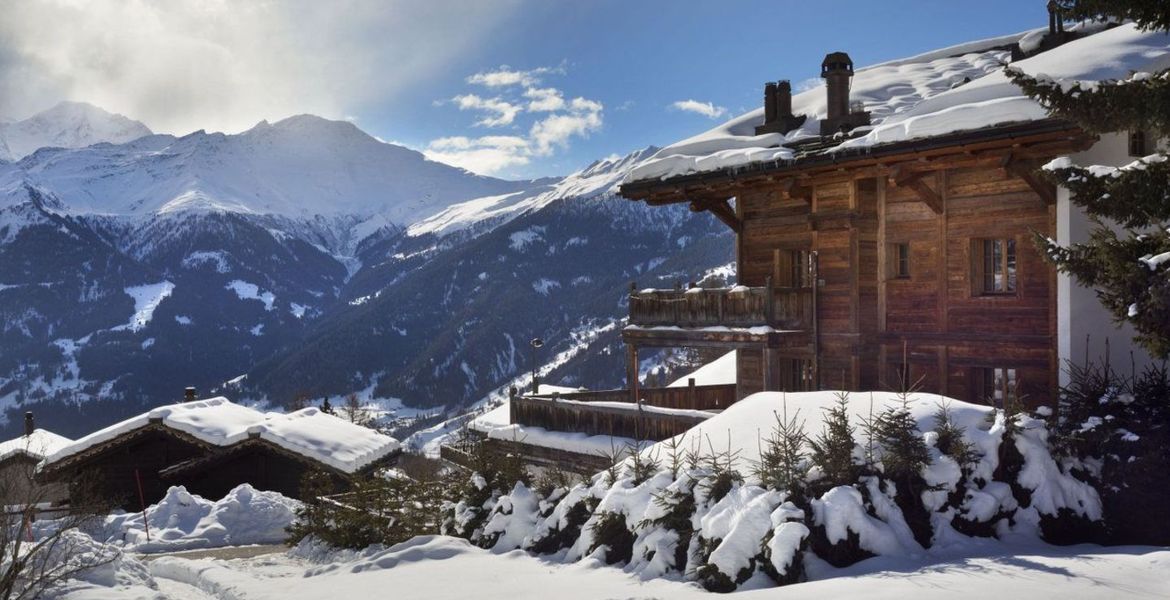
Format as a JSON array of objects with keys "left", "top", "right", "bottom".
[
  {"left": 753, "top": 402, "right": 809, "bottom": 498},
  {"left": 1006, "top": 1, "right": 1170, "bottom": 357},
  {"left": 808, "top": 392, "right": 861, "bottom": 490}
]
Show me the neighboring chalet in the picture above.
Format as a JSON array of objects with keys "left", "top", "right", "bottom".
[
  {"left": 618, "top": 20, "right": 1164, "bottom": 407},
  {"left": 39, "top": 394, "right": 401, "bottom": 509},
  {"left": 0, "top": 413, "right": 71, "bottom": 506}
]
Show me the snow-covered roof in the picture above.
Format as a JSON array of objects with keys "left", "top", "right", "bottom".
[
  {"left": 0, "top": 429, "right": 73, "bottom": 462},
  {"left": 667, "top": 350, "right": 737, "bottom": 388},
  {"left": 625, "top": 23, "right": 1170, "bottom": 185},
  {"left": 45, "top": 397, "right": 400, "bottom": 474}
]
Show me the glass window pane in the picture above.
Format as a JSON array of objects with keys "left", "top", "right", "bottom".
[{"left": 1005, "top": 239, "right": 1017, "bottom": 292}]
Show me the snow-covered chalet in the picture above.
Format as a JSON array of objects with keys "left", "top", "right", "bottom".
[
  {"left": 616, "top": 19, "right": 1165, "bottom": 408},
  {"left": 38, "top": 394, "right": 401, "bottom": 509}
]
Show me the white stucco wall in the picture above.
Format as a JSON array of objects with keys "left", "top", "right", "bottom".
[{"left": 1056, "top": 132, "right": 1159, "bottom": 385}]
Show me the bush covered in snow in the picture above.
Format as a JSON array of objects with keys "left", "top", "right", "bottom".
[
  {"left": 442, "top": 390, "right": 1116, "bottom": 592},
  {"left": 96, "top": 484, "right": 301, "bottom": 553},
  {"left": 1043, "top": 361, "right": 1170, "bottom": 545}
]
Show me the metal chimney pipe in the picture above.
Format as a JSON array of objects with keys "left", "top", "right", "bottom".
[
  {"left": 184, "top": 386, "right": 197, "bottom": 402},
  {"left": 24, "top": 412, "right": 34, "bottom": 437},
  {"left": 821, "top": 52, "right": 855, "bottom": 121}
]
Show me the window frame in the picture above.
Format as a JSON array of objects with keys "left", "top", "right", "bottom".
[
  {"left": 975, "top": 366, "right": 1018, "bottom": 409},
  {"left": 888, "top": 242, "right": 911, "bottom": 280},
  {"left": 971, "top": 237, "right": 1018, "bottom": 296},
  {"left": 1129, "top": 129, "right": 1147, "bottom": 157}
]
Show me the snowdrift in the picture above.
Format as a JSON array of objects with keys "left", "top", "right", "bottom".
[{"left": 98, "top": 484, "right": 300, "bottom": 553}]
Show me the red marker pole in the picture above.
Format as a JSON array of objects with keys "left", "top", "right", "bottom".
[{"left": 134, "top": 468, "right": 151, "bottom": 542}]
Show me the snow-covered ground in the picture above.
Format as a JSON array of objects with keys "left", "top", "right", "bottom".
[{"left": 53, "top": 534, "right": 1170, "bottom": 600}]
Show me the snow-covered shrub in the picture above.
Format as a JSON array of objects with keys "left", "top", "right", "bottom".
[
  {"left": 480, "top": 482, "right": 541, "bottom": 552},
  {"left": 456, "top": 390, "right": 1127, "bottom": 592},
  {"left": 1042, "top": 360, "right": 1168, "bottom": 544}
]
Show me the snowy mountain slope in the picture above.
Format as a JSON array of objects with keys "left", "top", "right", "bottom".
[
  {"left": 241, "top": 189, "right": 732, "bottom": 410},
  {"left": 406, "top": 146, "right": 660, "bottom": 239},
  {"left": 0, "top": 101, "right": 152, "bottom": 162},
  {"left": 0, "top": 135, "right": 732, "bottom": 437},
  {"left": 10, "top": 114, "right": 529, "bottom": 224}
]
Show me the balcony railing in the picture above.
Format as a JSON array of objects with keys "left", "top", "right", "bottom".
[
  {"left": 509, "top": 384, "right": 734, "bottom": 441},
  {"left": 629, "top": 285, "right": 813, "bottom": 330}
]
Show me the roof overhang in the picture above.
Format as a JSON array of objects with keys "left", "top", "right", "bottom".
[{"left": 620, "top": 119, "right": 1094, "bottom": 205}]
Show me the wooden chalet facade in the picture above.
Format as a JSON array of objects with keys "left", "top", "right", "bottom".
[{"left": 620, "top": 47, "right": 1099, "bottom": 409}]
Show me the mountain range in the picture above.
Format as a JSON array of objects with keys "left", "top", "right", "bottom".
[{"left": 0, "top": 102, "right": 732, "bottom": 437}]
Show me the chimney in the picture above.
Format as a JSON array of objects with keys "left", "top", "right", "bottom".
[
  {"left": 822, "top": 52, "right": 853, "bottom": 121},
  {"left": 775, "top": 80, "right": 792, "bottom": 119},
  {"left": 819, "top": 51, "right": 870, "bottom": 136},
  {"left": 24, "top": 412, "right": 34, "bottom": 437},
  {"left": 755, "top": 79, "right": 806, "bottom": 136},
  {"left": 763, "top": 81, "right": 778, "bottom": 125},
  {"left": 184, "top": 386, "right": 197, "bottom": 402}
]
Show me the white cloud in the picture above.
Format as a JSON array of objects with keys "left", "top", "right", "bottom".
[
  {"left": 429, "top": 65, "right": 604, "bottom": 175},
  {"left": 466, "top": 64, "right": 565, "bottom": 88},
  {"left": 451, "top": 94, "right": 522, "bottom": 127},
  {"left": 523, "top": 87, "right": 565, "bottom": 112},
  {"left": 670, "top": 99, "right": 727, "bottom": 119},
  {"left": 424, "top": 135, "right": 531, "bottom": 174},
  {"left": 530, "top": 98, "right": 603, "bottom": 155},
  {"left": 0, "top": 0, "right": 523, "bottom": 134}
]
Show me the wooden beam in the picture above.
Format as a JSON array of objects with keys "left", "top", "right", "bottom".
[
  {"left": 1003, "top": 156, "right": 1057, "bottom": 205},
  {"left": 707, "top": 199, "right": 743, "bottom": 233},
  {"left": 888, "top": 167, "right": 943, "bottom": 214}
]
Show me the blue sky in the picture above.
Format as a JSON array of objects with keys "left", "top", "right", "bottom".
[
  {"left": 1, "top": 0, "right": 1053, "bottom": 180},
  {"left": 359, "top": 0, "right": 1052, "bottom": 178}
]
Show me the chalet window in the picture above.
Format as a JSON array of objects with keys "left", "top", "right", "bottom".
[
  {"left": 975, "top": 367, "right": 1017, "bottom": 408},
  {"left": 773, "top": 249, "right": 813, "bottom": 288},
  {"left": 1129, "top": 130, "right": 1147, "bottom": 157},
  {"left": 888, "top": 242, "right": 911, "bottom": 279},
  {"left": 972, "top": 238, "right": 1017, "bottom": 295}
]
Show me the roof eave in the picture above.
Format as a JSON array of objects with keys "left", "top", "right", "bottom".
[{"left": 619, "top": 118, "right": 1086, "bottom": 203}]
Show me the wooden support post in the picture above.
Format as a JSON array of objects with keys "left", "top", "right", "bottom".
[
  {"left": 627, "top": 344, "right": 640, "bottom": 405},
  {"left": 763, "top": 347, "right": 782, "bottom": 392}
]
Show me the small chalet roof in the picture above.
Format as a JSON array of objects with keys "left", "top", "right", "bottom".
[
  {"left": 0, "top": 429, "right": 73, "bottom": 463},
  {"left": 667, "top": 350, "right": 737, "bottom": 388},
  {"left": 623, "top": 23, "right": 1170, "bottom": 187},
  {"left": 45, "top": 397, "right": 401, "bottom": 474}
]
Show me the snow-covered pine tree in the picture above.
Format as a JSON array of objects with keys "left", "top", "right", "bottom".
[
  {"left": 1006, "top": 1, "right": 1170, "bottom": 357},
  {"left": 753, "top": 402, "right": 809, "bottom": 499},
  {"left": 808, "top": 391, "right": 861, "bottom": 493}
]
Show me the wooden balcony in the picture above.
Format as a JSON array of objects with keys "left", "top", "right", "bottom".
[{"left": 628, "top": 285, "right": 814, "bottom": 330}]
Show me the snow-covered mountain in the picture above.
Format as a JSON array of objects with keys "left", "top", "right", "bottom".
[
  {"left": 0, "top": 107, "right": 732, "bottom": 438},
  {"left": 7, "top": 113, "right": 529, "bottom": 226},
  {"left": 0, "top": 101, "right": 153, "bottom": 161}
]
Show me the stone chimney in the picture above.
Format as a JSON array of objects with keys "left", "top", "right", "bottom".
[
  {"left": 24, "top": 411, "right": 34, "bottom": 437},
  {"left": 184, "top": 386, "right": 197, "bottom": 402},
  {"left": 819, "top": 52, "right": 870, "bottom": 136},
  {"left": 755, "top": 80, "right": 806, "bottom": 135}
]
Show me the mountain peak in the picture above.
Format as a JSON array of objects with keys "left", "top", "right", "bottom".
[{"left": 0, "top": 101, "right": 153, "bottom": 161}]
